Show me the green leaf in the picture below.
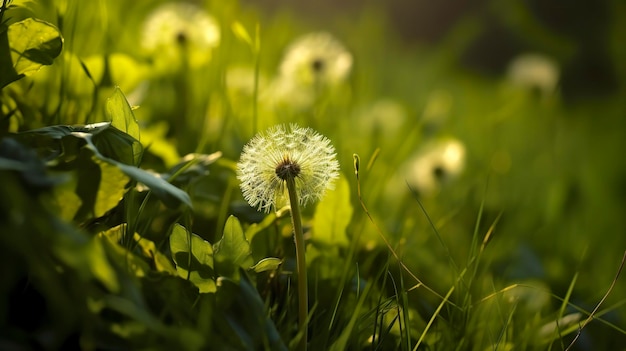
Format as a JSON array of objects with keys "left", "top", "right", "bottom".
[
  {"left": 244, "top": 211, "right": 278, "bottom": 243},
  {"left": 84, "top": 238, "right": 121, "bottom": 293},
  {"left": 90, "top": 122, "right": 142, "bottom": 167},
  {"left": 51, "top": 176, "right": 82, "bottom": 221},
  {"left": 0, "top": 25, "right": 16, "bottom": 87},
  {"left": 106, "top": 87, "right": 141, "bottom": 143},
  {"left": 1, "top": 18, "right": 63, "bottom": 87},
  {"left": 92, "top": 155, "right": 129, "bottom": 218},
  {"left": 249, "top": 257, "right": 282, "bottom": 273},
  {"left": 17, "top": 123, "right": 190, "bottom": 212},
  {"left": 19, "top": 122, "right": 142, "bottom": 166},
  {"left": 116, "top": 163, "right": 192, "bottom": 209},
  {"left": 311, "top": 173, "right": 353, "bottom": 247},
  {"left": 169, "top": 224, "right": 216, "bottom": 293},
  {"left": 213, "top": 215, "right": 253, "bottom": 279},
  {"left": 80, "top": 126, "right": 188, "bottom": 209},
  {"left": 132, "top": 233, "right": 177, "bottom": 275}
]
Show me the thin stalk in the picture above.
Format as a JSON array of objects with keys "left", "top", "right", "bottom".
[
  {"left": 286, "top": 177, "right": 308, "bottom": 351},
  {"left": 252, "top": 23, "right": 260, "bottom": 135}
]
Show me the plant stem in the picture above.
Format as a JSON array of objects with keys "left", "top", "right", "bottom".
[{"left": 286, "top": 177, "right": 308, "bottom": 351}]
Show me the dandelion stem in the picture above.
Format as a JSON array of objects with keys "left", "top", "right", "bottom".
[{"left": 286, "top": 176, "right": 308, "bottom": 351}]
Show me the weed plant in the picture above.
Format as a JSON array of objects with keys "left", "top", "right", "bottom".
[{"left": 1, "top": 0, "right": 625, "bottom": 350}]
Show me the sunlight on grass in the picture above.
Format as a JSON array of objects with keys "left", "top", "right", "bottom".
[{"left": 1, "top": 0, "right": 625, "bottom": 350}]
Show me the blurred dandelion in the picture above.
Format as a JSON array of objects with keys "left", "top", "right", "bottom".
[
  {"left": 237, "top": 124, "right": 340, "bottom": 213},
  {"left": 507, "top": 53, "right": 560, "bottom": 97},
  {"left": 237, "top": 124, "right": 339, "bottom": 350},
  {"left": 266, "top": 32, "right": 352, "bottom": 110},
  {"left": 278, "top": 31, "right": 352, "bottom": 87},
  {"left": 405, "top": 138, "right": 466, "bottom": 196},
  {"left": 141, "top": 2, "right": 220, "bottom": 70}
]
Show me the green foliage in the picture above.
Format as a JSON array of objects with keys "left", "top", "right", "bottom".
[
  {"left": 106, "top": 87, "right": 141, "bottom": 154},
  {"left": 1, "top": 0, "right": 625, "bottom": 350},
  {"left": 311, "top": 173, "right": 352, "bottom": 248},
  {"left": 170, "top": 223, "right": 216, "bottom": 293},
  {"left": 0, "top": 17, "right": 63, "bottom": 87},
  {"left": 215, "top": 275, "right": 287, "bottom": 351},
  {"left": 213, "top": 215, "right": 254, "bottom": 279}
]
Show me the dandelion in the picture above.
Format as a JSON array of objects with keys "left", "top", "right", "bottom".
[
  {"left": 141, "top": 2, "right": 220, "bottom": 70},
  {"left": 507, "top": 53, "right": 559, "bottom": 97},
  {"left": 266, "top": 32, "right": 353, "bottom": 110},
  {"left": 405, "top": 138, "right": 466, "bottom": 196},
  {"left": 278, "top": 31, "right": 353, "bottom": 87},
  {"left": 237, "top": 124, "right": 339, "bottom": 351},
  {"left": 237, "top": 124, "right": 340, "bottom": 213}
]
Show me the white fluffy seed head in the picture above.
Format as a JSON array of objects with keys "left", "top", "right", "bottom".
[{"left": 237, "top": 124, "right": 340, "bottom": 213}]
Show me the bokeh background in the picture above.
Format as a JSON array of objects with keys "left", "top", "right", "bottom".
[{"left": 2, "top": 0, "right": 625, "bottom": 349}]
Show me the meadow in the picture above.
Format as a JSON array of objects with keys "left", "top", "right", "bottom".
[{"left": 1, "top": 0, "right": 625, "bottom": 350}]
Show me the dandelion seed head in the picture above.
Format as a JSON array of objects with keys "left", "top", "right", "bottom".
[
  {"left": 275, "top": 156, "right": 302, "bottom": 180},
  {"left": 507, "top": 53, "right": 559, "bottom": 97},
  {"left": 237, "top": 124, "right": 340, "bottom": 213},
  {"left": 279, "top": 32, "right": 352, "bottom": 87},
  {"left": 405, "top": 138, "right": 466, "bottom": 196},
  {"left": 141, "top": 2, "right": 220, "bottom": 70}
]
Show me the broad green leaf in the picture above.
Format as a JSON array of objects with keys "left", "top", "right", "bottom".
[
  {"left": 170, "top": 224, "right": 216, "bottom": 293},
  {"left": 249, "top": 257, "right": 282, "bottom": 273},
  {"left": 116, "top": 163, "right": 192, "bottom": 209},
  {"left": 106, "top": 87, "right": 140, "bottom": 143},
  {"left": 1, "top": 18, "right": 63, "bottom": 87},
  {"left": 89, "top": 122, "right": 142, "bottom": 167},
  {"left": 213, "top": 215, "right": 253, "bottom": 279},
  {"left": 0, "top": 24, "right": 16, "bottom": 87},
  {"left": 92, "top": 156, "right": 129, "bottom": 218},
  {"left": 132, "top": 233, "right": 177, "bottom": 274},
  {"left": 311, "top": 173, "right": 353, "bottom": 247},
  {"left": 75, "top": 126, "right": 189, "bottom": 209},
  {"left": 22, "top": 122, "right": 192, "bottom": 208},
  {"left": 51, "top": 174, "right": 82, "bottom": 221},
  {"left": 18, "top": 123, "right": 190, "bottom": 210},
  {"left": 19, "top": 122, "right": 142, "bottom": 166},
  {"left": 166, "top": 151, "right": 222, "bottom": 185},
  {"left": 85, "top": 238, "right": 121, "bottom": 293}
]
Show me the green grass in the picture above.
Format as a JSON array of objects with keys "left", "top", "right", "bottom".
[{"left": 1, "top": 0, "right": 626, "bottom": 350}]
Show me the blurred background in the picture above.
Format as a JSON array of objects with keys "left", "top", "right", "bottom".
[
  {"left": 2, "top": 0, "right": 625, "bottom": 348},
  {"left": 246, "top": 0, "right": 624, "bottom": 99}
]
